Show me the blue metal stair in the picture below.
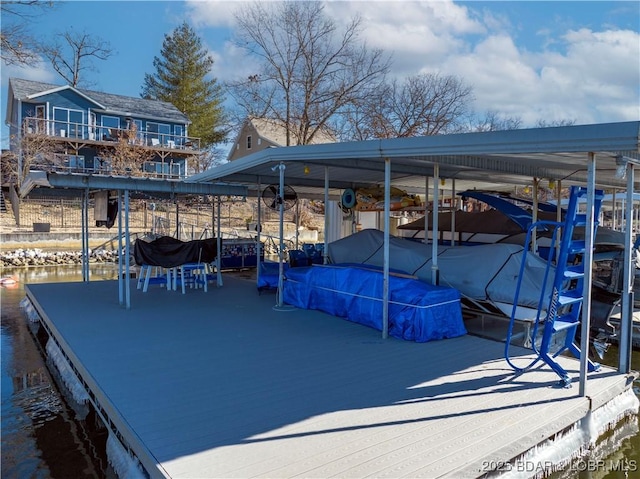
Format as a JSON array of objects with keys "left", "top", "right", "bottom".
[{"left": 505, "top": 185, "right": 605, "bottom": 387}]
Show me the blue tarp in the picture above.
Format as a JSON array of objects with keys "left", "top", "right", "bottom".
[{"left": 283, "top": 264, "right": 466, "bottom": 342}]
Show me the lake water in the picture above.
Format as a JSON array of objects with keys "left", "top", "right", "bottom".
[{"left": 1, "top": 264, "right": 639, "bottom": 478}]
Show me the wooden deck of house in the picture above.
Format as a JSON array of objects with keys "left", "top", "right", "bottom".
[{"left": 25, "top": 275, "right": 636, "bottom": 479}]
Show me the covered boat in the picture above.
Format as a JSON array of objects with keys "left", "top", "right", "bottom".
[{"left": 327, "top": 228, "right": 554, "bottom": 319}]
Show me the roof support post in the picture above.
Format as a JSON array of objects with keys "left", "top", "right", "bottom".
[
  {"left": 532, "top": 177, "right": 539, "bottom": 254},
  {"left": 431, "top": 164, "right": 440, "bottom": 285},
  {"left": 579, "top": 153, "right": 596, "bottom": 397},
  {"left": 382, "top": 157, "right": 391, "bottom": 339},
  {"left": 81, "top": 188, "right": 90, "bottom": 282},
  {"left": 555, "top": 180, "right": 562, "bottom": 261},
  {"left": 17, "top": 99, "right": 23, "bottom": 185},
  {"left": 618, "top": 157, "right": 637, "bottom": 373},
  {"left": 256, "top": 177, "right": 262, "bottom": 288},
  {"left": 450, "top": 179, "right": 456, "bottom": 246},
  {"left": 124, "top": 189, "right": 131, "bottom": 309},
  {"left": 216, "top": 194, "right": 223, "bottom": 287},
  {"left": 276, "top": 162, "right": 286, "bottom": 308},
  {"left": 117, "top": 190, "right": 124, "bottom": 306},
  {"left": 424, "top": 176, "right": 429, "bottom": 245},
  {"left": 324, "top": 166, "right": 330, "bottom": 264}
]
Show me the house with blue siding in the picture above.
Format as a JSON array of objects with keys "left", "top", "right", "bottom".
[{"left": 5, "top": 78, "right": 202, "bottom": 179}]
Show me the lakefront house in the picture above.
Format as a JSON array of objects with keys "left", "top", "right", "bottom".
[{"left": 5, "top": 77, "right": 202, "bottom": 180}]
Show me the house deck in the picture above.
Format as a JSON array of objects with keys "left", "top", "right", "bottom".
[{"left": 25, "top": 275, "right": 636, "bottom": 479}]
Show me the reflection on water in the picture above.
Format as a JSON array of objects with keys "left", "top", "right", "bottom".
[
  {"left": 1, "top": 265, "right": 120, "bottom": 479},
  {"left": 1, "top": 264, "right": 639, "bottom": 478}
]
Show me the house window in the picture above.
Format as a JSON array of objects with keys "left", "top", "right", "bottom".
[
  {"left": 101, "top": 115, "right": 120, "bottom": 140},
  {"left": 94, "top": 156, "right": 111, "bottom": 173},
  {"left": 55, "top": 153, "right": 85, "bottom": 171},
  {"left": 35, "top": 105, "right": 46, "bottom": 133},
  {"left": 174, "top": 125, "right": 184, "bottom": 146},
  {"left": 247, "top": 135, "right": 252, "bottom": 149},
  {"left": 53, "top": 107, "right": 84, "bottom": 138},
  {"left": 147, "top": 122, "right": 171, "bottom": 145}
]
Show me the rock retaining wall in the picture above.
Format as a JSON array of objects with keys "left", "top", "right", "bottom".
[{"left": 1, "top": 249, "right": 120, "bottom": 267}]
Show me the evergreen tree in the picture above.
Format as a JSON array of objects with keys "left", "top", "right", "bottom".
[{"left": 142, "top": 22, "right": 227, "bottom": 164}]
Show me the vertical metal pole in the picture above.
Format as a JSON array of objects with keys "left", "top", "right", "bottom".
[
  {"left": 431, "top": 164, "right": 440, "bottom": 285},
  {"left": 256, "top": 178, "right": 262, "bottom": 288},
  {"left": 424, "top": 176, "right": 429, "bottom": 244},
  {"left": 277, "top": 163, "right": 286, "bottom": 307},
  {"left": 532, "top": 177, "right": 539, "bottom": 254},
  {"left": 612, "top": 189, "right": 617, "bottom": 230},
  {"left": 81, "top": 188, "right": 89, "bottom": 282},
  {"left": 383, "top": 157, "right": 390, "bottom": 339},
  {"left": 619, "top": 163, "right": 635, "bottom": 373},
  {"left": 450, "top": 179, "right": 456, "bottom": 246},
  {"left": 117, "top": 190, "right": 124, "bottom": 306},
  {"left": 579, "top": 154, "right": 596, "bottom": 397},
  {"left": 324, "top": 166, "right": 330, "bottom": 264},
  {"left": 17, "top": 99, "right": 23, "bottom": 185},
  {"left": 556, "top": 180, "right": 562, "bottom": 261},
  {"left": 217, "top": 195, "right": 223, "bottom": 287},
  {"left": 124, "top": 189, "right": 131, "bottom": 309},
  {"left": 295, "top": 198, "right": 300, "bottom": 250}
]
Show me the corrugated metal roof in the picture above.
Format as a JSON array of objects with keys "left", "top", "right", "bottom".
[
  {"left": 9, "top": 78, "right": 189, "bottom": 124},
  {"left": 188, "top": 121, "right": 640, "bottom": 198}
]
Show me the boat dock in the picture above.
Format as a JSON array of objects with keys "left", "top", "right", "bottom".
[{"left": 25, "top": 275, "right": 638, "bottom": 478}]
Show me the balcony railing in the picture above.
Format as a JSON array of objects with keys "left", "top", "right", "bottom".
[
  {"left": 22, "top": 117, "right": 201, "bottom": 150},
  {"left": 26, "top": 154, "right": 187, "bottom": 180}
]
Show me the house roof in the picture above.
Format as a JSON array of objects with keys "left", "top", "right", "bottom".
[
  {"left": 226, "top": 116, "right": 338, "bottom": 163},
  {"left": 189, "top": 121, "right": 640, "bottom": 201},
  {"left": 7, "top": 77, "right": 189, "bottom": 124},
  {"left": 249, "top": 117, "right": 336, "bottom": 146}
]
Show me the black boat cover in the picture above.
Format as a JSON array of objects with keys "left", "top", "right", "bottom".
[{"left": 133, "top": 236, "right": 220, "bottom": 268}]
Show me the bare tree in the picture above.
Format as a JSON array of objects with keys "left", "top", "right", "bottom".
[
  {"left": 40, "top": 29, "right": 113, "bottom": 87},
  {"left": 343, "top": 73, "right": 473, "bottom": 140},
  {"left": 535, "top": 118, "right": 576, "bottom": 128},
  {"left": 96, "top": 123, "right": 155, "bottom": 177},
  {"left": 1, "top": 0, "right": 54, "bottom": 66},
  {"left": 464, "top": 109, "right": 523, "bottom": 132},
  {"left": 4, "top": 120, "right": 65, "bottom": 186},
  {"left": 227, "top": 1, "right": 390, "bottom": 145}
]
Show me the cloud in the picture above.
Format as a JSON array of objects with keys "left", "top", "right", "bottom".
[
  {"left": 185, "top": 0, "right": 244, "bottom": 28},
  {"left": 1, "top": 57, "right": 55, "bottom": 88},
  {"left": 190, "top": 0, "right": 639, "bottom": 125},
  {"left": 324, "top": 0, "right": 484, "bottom": 76}
]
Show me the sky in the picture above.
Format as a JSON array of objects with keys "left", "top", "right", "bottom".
[{"left": 2, "top": 0, "right": 639, "bottom": 150}]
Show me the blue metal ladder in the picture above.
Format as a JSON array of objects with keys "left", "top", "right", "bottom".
[{"left": 505, "top": 185, "right": 605, "bottom": 387}]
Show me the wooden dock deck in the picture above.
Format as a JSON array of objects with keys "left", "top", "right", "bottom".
[{"left": 25, "top": 275, "right": 636, "bottom": 479}]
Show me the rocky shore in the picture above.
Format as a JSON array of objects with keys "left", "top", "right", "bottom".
[{"left": 1, "top": 248, "right": 120, "bottom": 267}]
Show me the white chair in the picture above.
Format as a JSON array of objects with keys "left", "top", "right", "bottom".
[
  {"left": 176, "top": 263, "right": 208, "bottom": 293},
  {"left": 167, "top": 140, "right": 175, "bottom": 148},
  {"left": 151, "top": 138, "right": 160, "bottom": 146},
  {"left": 137, "top": 265, "right": 171, "bottom": 293}
]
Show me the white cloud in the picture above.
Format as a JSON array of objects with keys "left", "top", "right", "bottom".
[
  {"left": 185, "top": 0, "right": 244, "bottom": 28},
  {"left": 324, "top": 0, "right": 484, "bottom": 77},
  {"left": 1, "top": 58, "right": 55, "bottom": 88},
  {"left": 190, "top": 1, "right": 639, "bottom": 125}
]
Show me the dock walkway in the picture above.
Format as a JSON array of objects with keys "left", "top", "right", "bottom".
[{"left": 25, "top": 276, "right": 636, "bottom": 478}]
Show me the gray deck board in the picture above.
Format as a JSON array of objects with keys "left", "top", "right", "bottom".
[{"left": 26, "top": 275, "right": 634, "bottom": 479}]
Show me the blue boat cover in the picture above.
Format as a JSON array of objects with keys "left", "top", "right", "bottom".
[{"left": 283, "top": 264, "right": 466, "bottom": 342}]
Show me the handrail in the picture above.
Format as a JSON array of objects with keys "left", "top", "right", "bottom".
[{"left": 22, "top": 117, "right": 201, "bottom": 150}]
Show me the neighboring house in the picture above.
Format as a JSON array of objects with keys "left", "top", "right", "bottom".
[
  {"left": 5, "top": 78, "right": 202, "bottom": 179},
  {"left": 227, "top": 117, "right": 336, "bottom": 162}
]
